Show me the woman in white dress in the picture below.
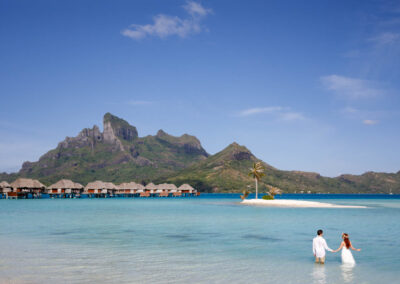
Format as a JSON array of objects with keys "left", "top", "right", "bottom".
[{"left": 333, "top": 233, "right": 361, "bottom": 265}]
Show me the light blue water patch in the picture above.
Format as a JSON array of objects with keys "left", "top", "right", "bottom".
[{"left": 0, "top": 196, "right": 399, "bottom": 283}]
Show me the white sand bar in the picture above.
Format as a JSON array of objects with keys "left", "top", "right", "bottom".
[{"left": 241, "top": 199, "right": 367, "bottom": 208}]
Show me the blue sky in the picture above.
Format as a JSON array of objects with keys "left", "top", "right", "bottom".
[{"left": 1, "top": 0, "right": 399, "bottom": 176}]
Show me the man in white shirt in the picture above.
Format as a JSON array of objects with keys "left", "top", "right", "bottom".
[{"left": 313, "top": 229, "right": 333, "bottom": 264}]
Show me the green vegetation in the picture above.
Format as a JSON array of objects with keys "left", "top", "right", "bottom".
[
  {"left": 262, "top": 195, "right": 274, "bottom": 200},
  {"left": 248, "top": 162, "right": 266, "bottom": 199},
  {"left": 165, "top": 143, "right": 400, "bottom": 194},
  {"left": 0, "top": 113, "right": 399, "bottom": 194},
  {"left": 1, "top": 113, "right": 208, "bottom": 185},
  {"left": 240, "top": 190, "right": 250, "bottom": 200},
  {"left": 266, "top": 185, "right": 283, "bottom": 199}
]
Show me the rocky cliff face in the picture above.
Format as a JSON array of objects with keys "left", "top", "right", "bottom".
[
  {"left": 17, "top": 113, "right": 209, "bottom": 184},
  {"left": 103, "top": 113, "right": 138, "bottom": 143},
  {"left": 58, "top": 125, "right": 103, "bottom": 149}
]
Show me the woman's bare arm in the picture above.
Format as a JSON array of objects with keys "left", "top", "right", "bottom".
[
  {"left": 350, "top": 241, "right": 361, "bottom": 251},
  {"left": 332, "top": 241, "right": 344, "bottom": 252}
]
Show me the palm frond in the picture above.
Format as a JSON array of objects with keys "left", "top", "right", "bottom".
[{"left": 266, "top": 184, "right": 283, "bottom": 197}]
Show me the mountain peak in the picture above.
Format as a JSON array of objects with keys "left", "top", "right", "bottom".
[
  {"left": 103, "top": 113, "right": 138, "bottom": 142},
  {"left": 215, "top": 142, "right": 255, "bottom": 162},
  {"left": 156, "top": 129, "right": 168, "bottom": 137}
]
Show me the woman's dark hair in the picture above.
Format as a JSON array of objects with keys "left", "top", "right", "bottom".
[
  {"left": 317, "top": 229, "right": 323, "bottom": 235},
  {"left": 343, "top": 233, "right": 350, "bottom": 248}
]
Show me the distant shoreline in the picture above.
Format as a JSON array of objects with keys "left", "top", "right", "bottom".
[
  {"left": 199, "top": 193, "right": 400, "bottom": 198},
  {"left": 240, "top": 198, "right": 367, "bottom": 208}
]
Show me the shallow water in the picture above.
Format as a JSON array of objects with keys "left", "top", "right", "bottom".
[{"left": 1, "top": 195, "right": 399, "bottom": 283}]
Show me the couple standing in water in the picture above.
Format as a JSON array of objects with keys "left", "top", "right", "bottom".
[{"left": 312, "top": 229, "right": 361, "bottom": 265}]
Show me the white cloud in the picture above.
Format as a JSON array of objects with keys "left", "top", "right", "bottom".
[
  {"left": 363, "top": 119, "right": 378, "bottom": 125},
  {"left": 280, "top": 112, "right": 305, "bottom": 121},
  {"left": 239, "top": 107, "right": 284, "bottom": 116},
  {"left": 341, "top": 107, "right": 382, "bottom": 125},
  {"left": 239, "top": 106, "right": 305, "bottom": 122},
  {"left": 183, "top": 1, "right": 212, "bottom": 17},
  {"left": 342, "top": 106, "right": 359, "bottom": 114},
  {"left": 321, "top": 75, "right": 383, "bottom": 99},
  {"left": 122, "top": 1, "right": 212, "bottom": 40},
  {"left": 368, "top": 32, "right": 400, "bottom": 46}
]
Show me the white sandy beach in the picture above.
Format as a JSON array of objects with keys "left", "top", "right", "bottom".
[{"left": 241, "top": 199, "right": 367, "bottom": 208}]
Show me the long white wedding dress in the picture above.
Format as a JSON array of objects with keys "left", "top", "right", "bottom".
[{"left": 341, "top": 246, "right": 355, "bottom": 265}]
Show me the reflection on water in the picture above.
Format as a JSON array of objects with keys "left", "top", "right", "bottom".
[
  {"left": 311, "top": 264, "right": 326, "bottom": 284},
  {"left": 341, "top": 263, "right": 355, "bottom": 283}
]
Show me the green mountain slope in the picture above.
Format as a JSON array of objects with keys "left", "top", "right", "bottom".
[
  {"left": 164, "top": 143, "right": 400, "bottom": 194},
  {"left": 162, "top": 142, "right": 262, "bottom": 192},
  {"left": 9, "top": 113, "right": 208, "bottom": 185}
]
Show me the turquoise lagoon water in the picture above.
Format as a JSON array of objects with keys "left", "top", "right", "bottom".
[{"left": 1, "top": 195, "right": 399, "bottom": 283}]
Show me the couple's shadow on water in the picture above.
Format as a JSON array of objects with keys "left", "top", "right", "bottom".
[{"left": 312, "top": 262, "right": 355, "bottom": 284}]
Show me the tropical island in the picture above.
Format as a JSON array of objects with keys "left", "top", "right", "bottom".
[
  {"left": 0, "top": 113, "right": 399, "bottom": 194},
  {"left": 240, "top": 162, "right": 367, "bottom": 208}
]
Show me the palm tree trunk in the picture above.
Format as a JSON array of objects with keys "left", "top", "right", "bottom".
[{"left": 255, "top": 178, "right": 258, "bottom": 199}]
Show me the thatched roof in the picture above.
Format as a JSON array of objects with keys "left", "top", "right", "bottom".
[
  {"left": 74, "top": 182, "right": 84, "bottom": 189},
  {"left": 48, "top": 179, "right": 83, "bottom": 190},
  {"left": 118, "top": 182, "right": 129, "bottom": 190},
  {"left": 136, "top": 183, "right": 145, "bottom": 190},
  {"left": 178, "top": 184, "right": 194, "bottom": 191},
  {"left": 11, "top": 178, "right": 45, "bottom": 189},
  {"left": 155, "top": 183, "right": 177, "bottom": 190},
  {"left": 104, "top": 182, "right": 117, "bottom": 190},
  {"left": 0, "top": 181, "right": 11, "bottom": 188},
  {"left": 118, "top": 182, "right": 139, "bottom": 190},
  {"left": 85, "top": 181, "right": 106, "bottom": 190},
  {"left": 156, "top": 183, "right": 168, "bottom": 190},
  {"left": 145, "top": 183, "right": 157, "bottom": 190},
  {"left": 167, "top": 183, "right": 177, "bottom": 190}
]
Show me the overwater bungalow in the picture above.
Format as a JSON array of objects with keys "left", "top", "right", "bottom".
[
  {"left": 155, "top": 185, "right": 164, "bottom": 197},
  {"left": 10, "top": 178, "right": 46, "bottom": 199},
  {"left": 138, "top": 182, "right": 155, "bottom": 197},
  {"left": 168, "top": 184, "right": 182, "bottom": 197},
  {"left": 144, "top": 183, "right": 157, "bottom": 197},
  {"left": 117, "top": 182, "right": 137, "bottom": 197},
  {"left": 135, "top": 183, "right": 147, "bottom": 197},
  {"left": 156, "top": 183, "right": 177, "bottom": 197},
  {"left": 134, "top": 183, "right": 144, "bottom": 197},
  {"left": 116, "top": 182, "right": 128, "bottom": 196},
  {"left": 171, "top": 189, "right": 182, "bottom": 197},
  {"left": 178, "top": 184, "right": 198, "bottom": 196},
  {"left": 0, "top": 181, "right": 12, "bottom": 198},
  {"left": 104, "top": 182, "right": 117, "bottom": 196},
  {"left": 2, "top": 178, "right": 198, "bottom": 199},
  {"left": 47, "top": 179, "right": 83, "bottom": 198},
  {"left": 167, "top": 184, "right": 178, "bottom": 196},
  {"left": 155, "top": 183, "right": 167, "bottom": 197},
  {"left": 84, "top": 181, "right": 106, "bottom": 197}
]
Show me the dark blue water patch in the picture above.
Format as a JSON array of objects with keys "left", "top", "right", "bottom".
[
  {"left": 242, "top": 234, "right": 282, "bottom": 242},
  {"left": 165, "top": 234, "right": 199, "bottom": 242},
  {"left": 196, "top": 232, "right": 223, "bottom": 237},
  {"left": 50, "top": 231, "right": 75, "bottom": 236}
]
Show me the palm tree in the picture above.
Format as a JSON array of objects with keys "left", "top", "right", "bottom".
[
  {"left": 240, "top": 190, "right": 250, "bottom": 200},
  {"left": 248, "top": 162, "right": 265, "bottom": 199},
  {"left": 266, "top": 185, "right": 282, "bottom": 199}
]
